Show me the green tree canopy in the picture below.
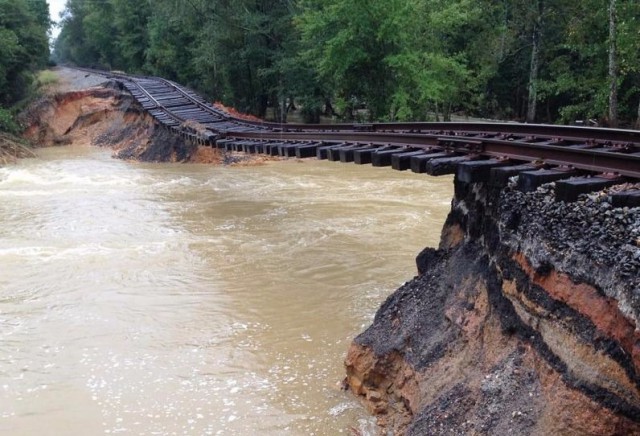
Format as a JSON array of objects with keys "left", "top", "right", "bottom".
[
  {"left": 0, "top": 0, "right": 50, "bottom": 106},
  {"left": 53, "top": 0, "right": 640, "bottom": 126}
]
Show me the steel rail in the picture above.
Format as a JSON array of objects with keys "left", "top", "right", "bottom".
[
  {"left": 74, "top": 67, "right": 202, "bottom": 126},
  {"left": 236, "top": 120, "right": 640, "bottom": 143},
  {"left": 73, "top": 67, "right": 640, "bottom": 179},
  {"left": 107, "top": 74, "right": 188, "bottom": 126},
  {"left": 128, "top": 74, "right": 640, "bottom": 145},
  {"left": 135, "top": 75, "right": 640, "bottom": 152},
  {"left": 229, "top": 131, "right": 640, "bottom": 178},
  {"left": 152, "top": 78, "right": 231, "bottom": 121}
]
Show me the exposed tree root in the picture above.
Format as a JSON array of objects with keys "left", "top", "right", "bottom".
[{"left": 0, "top": 133, "right": 36, "bottom": 165}]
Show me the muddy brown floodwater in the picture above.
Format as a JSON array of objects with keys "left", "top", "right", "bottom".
[{"left": 0, "top": 145, "right": 453, "bottom": 435}]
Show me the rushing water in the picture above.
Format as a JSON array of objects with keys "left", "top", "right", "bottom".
[{"left": 0, "top": 145, "right": 453, "bottom": 435}]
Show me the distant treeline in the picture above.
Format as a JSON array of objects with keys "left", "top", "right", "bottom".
[{"left": 54, "top": 0, "right": 640, "bottom": 126}]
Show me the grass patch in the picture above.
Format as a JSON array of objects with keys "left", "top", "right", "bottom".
[{"left": 36, "top": 69, "right": 59, "bottom": 88}]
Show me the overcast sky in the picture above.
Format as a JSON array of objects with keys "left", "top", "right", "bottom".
[{"left": 49, "top": 0, "right": 66, "bottom": 38}]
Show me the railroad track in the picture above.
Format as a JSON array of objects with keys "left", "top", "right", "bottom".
[{"left": 79, "top": 68, "right": 640, "bottom": 204}]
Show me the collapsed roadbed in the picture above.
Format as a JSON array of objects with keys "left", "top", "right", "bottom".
[{"left": 20, "top": 76, "right": 270, "bottom": 166}]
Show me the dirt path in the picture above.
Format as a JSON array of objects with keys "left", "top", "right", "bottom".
[{"left": 47, "top": 67, "right": 110, "bottom": 94}]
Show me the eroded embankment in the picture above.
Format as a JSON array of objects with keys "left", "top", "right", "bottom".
[
  {"left": 20, "top": 81, "right": 265, "bottom": 165},
  {"left": 345, "top": 178, "right": 640, "bottom": 435}
]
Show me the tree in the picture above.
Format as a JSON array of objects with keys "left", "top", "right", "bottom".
[
  {"left": 526, "top": 0, "right": 544, "bottom": 122},
  {"left": 51, "top": 0, "right": 640, "bottom": 127},
  {"left": 144, "top": 2, "right": 198, "bottom": 84},
  {"left": 54, "top": 0, "right": 106, "bottom": 67},
  {"left": 608, "top": 0, "right": 618, "bottom": 127},
  {"left": 0, "top": 0, "right": 50, "bottom": 106},
  {"left": 297, "top": 0, "right": 405, "bottom": 120},
  {"left": 387, "top": 0, "right": 502, "bottom": 121},
  {"left": 615, "top": 0, "right": 640, "bottom": 128},
  {"left": 111, "top": 0, "right": 150, "bottom": 72}
]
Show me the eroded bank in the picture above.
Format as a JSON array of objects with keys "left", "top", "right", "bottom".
[
  {"left": 345, "top": 174, "right": 640, "bottom": 434},
  {"left": 20, "top": 78, "right": 262, "bottom": 165}
]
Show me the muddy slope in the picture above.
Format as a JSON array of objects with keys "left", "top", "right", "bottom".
[
  {"left": 20, "top": 80, "right": 247, "bottom": 165},
  {"left": 21, "top": 81, "right": 192, "bottom": 161},
  {"left": 345, "top": 178, "right": 640, "bottom": 435}
]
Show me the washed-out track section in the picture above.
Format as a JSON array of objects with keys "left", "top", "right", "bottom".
[
  {"left": 116, "top": 76, "right": 266, "bottom": 138},
  {"left": 80, "top": 68, "right": 640, "bottom": 205}
]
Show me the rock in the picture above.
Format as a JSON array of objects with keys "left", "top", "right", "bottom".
[{"left": 345, "top": 179, "right": 640, "bottom": 434}]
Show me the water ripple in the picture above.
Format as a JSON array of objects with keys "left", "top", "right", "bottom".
[{"left": 0, "top": 146, "right": 452, "bottom": 435}]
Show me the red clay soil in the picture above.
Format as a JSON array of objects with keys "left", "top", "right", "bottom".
[{"left": 213, "top": 101, "right": 264, "bottom": 123}]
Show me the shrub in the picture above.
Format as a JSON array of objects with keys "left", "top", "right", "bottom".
[{"left": 0, "top": 107, "right": 20, "bottom": 134}]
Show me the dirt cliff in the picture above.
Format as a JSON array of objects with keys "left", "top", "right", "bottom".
[
  {"left": 20, "top": 82, "right": 205, "bottom": 162},
  {"left": 20, "top": 72, "right": 267, "bottom": 165},
  {"left": 345, "top": 177, "right": 640, "bottom": 435}
]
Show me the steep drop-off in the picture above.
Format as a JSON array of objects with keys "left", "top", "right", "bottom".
[
  {"left": 345, "top": 178, "right": 640, "bottom": 435},
  {"left": 20, "top": 80, "right": 264, "bottom": 165}
]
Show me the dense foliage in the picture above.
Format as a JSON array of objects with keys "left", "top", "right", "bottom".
[
  {"left": 54, "top": 0, "right": 640, "bottom": 126},
  {"left": 0, "top": 0, "right": 50, "bottom": 112}
]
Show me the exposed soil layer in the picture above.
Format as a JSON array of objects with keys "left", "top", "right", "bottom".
[
  {"left": 20, "top": 74, "right": 273, "bottom": 166},
  {"left": 345, "top": 179, "right": 640, "bottom": 434}
]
